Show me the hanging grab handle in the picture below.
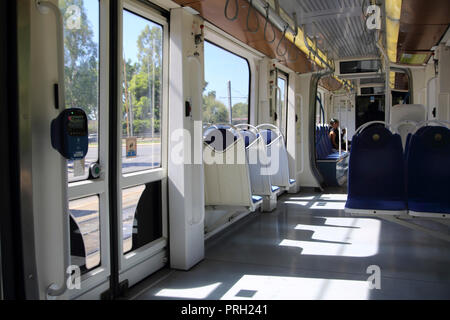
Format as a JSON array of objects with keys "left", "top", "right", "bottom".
[
  {"left": 246, "top": 0, "right": 260, "bottom": 33},
  {"left": 263, "top": 2, "right": 276, "bottom": 43},
  {"left": 224, "top": 0, "right": 239, "bottom": 21},
  {"left": 276, "top": 25, "right": 289, "bottom": 57}
]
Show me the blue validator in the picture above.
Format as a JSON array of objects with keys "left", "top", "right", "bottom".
[{"left": 51, "top": 108, "right": 89, "bottom": 160}]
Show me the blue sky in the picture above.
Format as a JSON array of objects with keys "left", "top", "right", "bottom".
[
  {"left": 204, "top": 41, "right": 250, "bottom": 105},
  {"left": 83, "top": 1, "right": 249, "bottom": 106}
]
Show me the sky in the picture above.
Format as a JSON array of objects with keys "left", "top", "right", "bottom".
[
  {"left": 204, "top": 41, "right": 250, "bottom": 106},
  {"left": 82, "top": 1, "right": 250, "bottom": 106}
]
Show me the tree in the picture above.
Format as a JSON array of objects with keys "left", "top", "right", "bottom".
[
  {"left": 59, "top": 0, "right": 98, "bottom": 121},
  {"left": 203, "top": 91, "right": 229, "bottom": 124},
  {"left": 125, "top": 25, "right": 163, "bottom": 137},
  {"left": 232, "top": 102, "right": 249, "bottom": 124}
]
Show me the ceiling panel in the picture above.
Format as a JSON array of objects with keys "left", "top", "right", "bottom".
[{"left": 277, "top": 0, "right": 378, "bottom": 60}]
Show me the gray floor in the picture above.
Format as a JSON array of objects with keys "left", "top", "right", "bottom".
[{"left": 130, "top": 189, "right": 450, "bottom": 300}]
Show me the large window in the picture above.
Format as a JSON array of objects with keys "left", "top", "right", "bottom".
[
  {"left": 276, "top": 72, "right": 288, "bottom": 139},
  {"left": 203, "top": 41, "right": 250, "bottom": 125},
  {"left": 122, "top": 10, "right": 163, "bottom": 174},
  {"left": 60, "top": 0, "right": 99, "bottom": 182}
]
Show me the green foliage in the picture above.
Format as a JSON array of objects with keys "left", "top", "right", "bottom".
[
  {"left": 59, "top": 0, "right": 98, "bottom": 121},
  {"left": 203, "top": 91, "right": 230, "bottom": 124},
  {"left": 60, "top": 1, "right": 163, "bottom": 137},
  {"left": 232, "top": 102, "right": 249, "bottom": 124},
  {"left": 124, "top": 25, "right": 163, "bottom": 137}
]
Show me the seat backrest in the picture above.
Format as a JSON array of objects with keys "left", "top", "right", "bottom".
[
  {"left": 203, "top": 128, "right": 253, "bottom": 207},
  {"left": 239, "top": 130, "right": 258, "bottom": 148},
  {"left": 316, "top": 125, "right": 334, "bottom": 159},
  {"left": 259, "top": 128, "right": 291, "bottom": 187},
  {"left": 391, "top": 104, "right": 427, "bottom": 147},
  {"left": 406, "top": 126, "right": 450, "bottom": 206},
  {"left": 347, "top": 126, "right": 406, "bottom": 202},
  {"left": 235, "top": 126, "right": 273, "bottom": 196},
  {"left": 204, "top": 127, "right": 238, "bottom": 152}
]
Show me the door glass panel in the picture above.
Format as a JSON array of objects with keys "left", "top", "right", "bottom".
[
  {"left": 122, "top": 182, "right": 163, "bottom": 254},
  {"left": 59, "top": 0, "right": 100, "bottom": 182},
  {"left": 122, "top": 10, "right": 163, "bottom": 174},
  {"left": 69, "top": 195, "right": 101, "bottom": 274},
  {"left": 277, "top": 76, "right": 287, "bottom": 136}
]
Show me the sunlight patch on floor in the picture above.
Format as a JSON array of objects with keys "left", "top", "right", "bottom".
[
  {"left": 279, "top": 217, "right": 381, "bottom": 257},
  {"left": 220, "top": 275, "right": 369, "bottom": 300},
  {"left": 155, "top": 282, "right": 222, "bottom": 299}
]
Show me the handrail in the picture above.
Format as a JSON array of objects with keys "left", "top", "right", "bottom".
[
  {"left": 302, "top": 25, "right": 334, "bottom": 71},
  {"left": 256, "top": 123, "right": 283, "bottom": 145},
  {"left": 36, "top": 0, "right": 70, "bottom": 300},
  {"left": 235, "top": 124, "right": 261, "bottom": 149},
  {"left": 412, "top": 120, "right": 450, "bottom": 134},
  {"left": 316, "top": 95, "right": 325, "bottom": 125},
  {"left": 203, "top": 123, "right": 246, "bottom": 155},
  {"left": 235, "top": 123, "right": 260, "bottom": 135},
  {"left": 355, "top": 121, "right": 390, "bottom": 135}
]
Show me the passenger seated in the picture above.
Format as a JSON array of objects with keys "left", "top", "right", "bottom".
[{"left": 329, "top": 119, "right": 346, "bottom": 151}]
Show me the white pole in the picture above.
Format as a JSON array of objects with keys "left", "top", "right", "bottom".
[{"left": 228, "top": 80, "right": 232, "bottom": 124}]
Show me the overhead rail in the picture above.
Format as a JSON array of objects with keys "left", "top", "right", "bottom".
[{"left": 222, "top": 0, "right": 356, "bottom": 92}]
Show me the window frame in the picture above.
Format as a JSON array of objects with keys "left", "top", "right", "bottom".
[
  {"left": 65, "top": 0, "right": 111, "bottom": 299},
  {"left": 203, "top": 22, "right": 262, "bottom": 125},
  {"left": 276, "top": 69, "right": 289, "bottom": 140},
  {"left": 203, "top": 39, "right": 251, "bottom": 125},
  {"left": 118, "top": 0, "right": 169, "bottom": 272}
]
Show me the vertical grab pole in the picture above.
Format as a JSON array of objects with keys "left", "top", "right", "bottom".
[
  {"left": 338, "top": 99, "right": 342, "bottom": 156},
  {"left": 36, "top": 0, "right": 70, "bottom": 299}
]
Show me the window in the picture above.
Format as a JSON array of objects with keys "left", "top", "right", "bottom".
[
  {"left": 276, "top": 72, "right": 288, "bottom": 139},
  {"left": 69, "top": 195, "right": 101, "bottom": 273},
  {"left": 203, "top": 41, "right": 250, "bottom": 125},
  {"left": 122, "top": 10, "right": 163, "bottom": 174},
  {"left": 59, "top": 0, "right": 100, "bottom": 182},
  {"left": 122, "top": 182, "right": 162, "bottom": 254}
]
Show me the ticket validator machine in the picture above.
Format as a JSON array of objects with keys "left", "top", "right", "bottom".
[{"left": 51, "top": 108, "right": 89, "bottom": 160}]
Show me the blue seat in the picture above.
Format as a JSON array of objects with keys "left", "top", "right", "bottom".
[
  {"left": 252, "top": 195, "right": 263, "bottom": 204},
  {"left": 406, "top": 126, "right": 450, "bottom": 215},
  {"left": 271, "top": 186, "right": 280, "bottom": 193},
  {"left": 204, "top": 128, "right": 238, "bottom": 151},
  {"left": 316, "top": 125, "right": 349, "bottom": 186},
  {"left": 345, "top": 126, "right": 407, "bottom": 213}
]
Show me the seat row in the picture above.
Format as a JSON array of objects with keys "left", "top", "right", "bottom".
[
  {"left": 345, "top": 121, "right": 450, "bottom": 218},
  {"left": 203, "top": 123, "right": 297, "bottom": 212},
  {"left": 315, "top": 124, "right": 349, "bottom": 187}
]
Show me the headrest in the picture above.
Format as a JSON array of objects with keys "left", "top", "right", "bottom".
[
  {"left": 357, "top": 125, "right": 395, "bottom": 148},
  {"left": 204, "top": 128, "right": 239, "bottom": 151}
]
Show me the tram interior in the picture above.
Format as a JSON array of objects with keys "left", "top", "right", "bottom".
[{"left": 1, "top": 0, "right": 450, "bottom": 300}]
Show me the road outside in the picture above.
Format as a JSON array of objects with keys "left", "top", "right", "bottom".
[{"left": 68, "top": 141, "right": 162, "bottom": 180}]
